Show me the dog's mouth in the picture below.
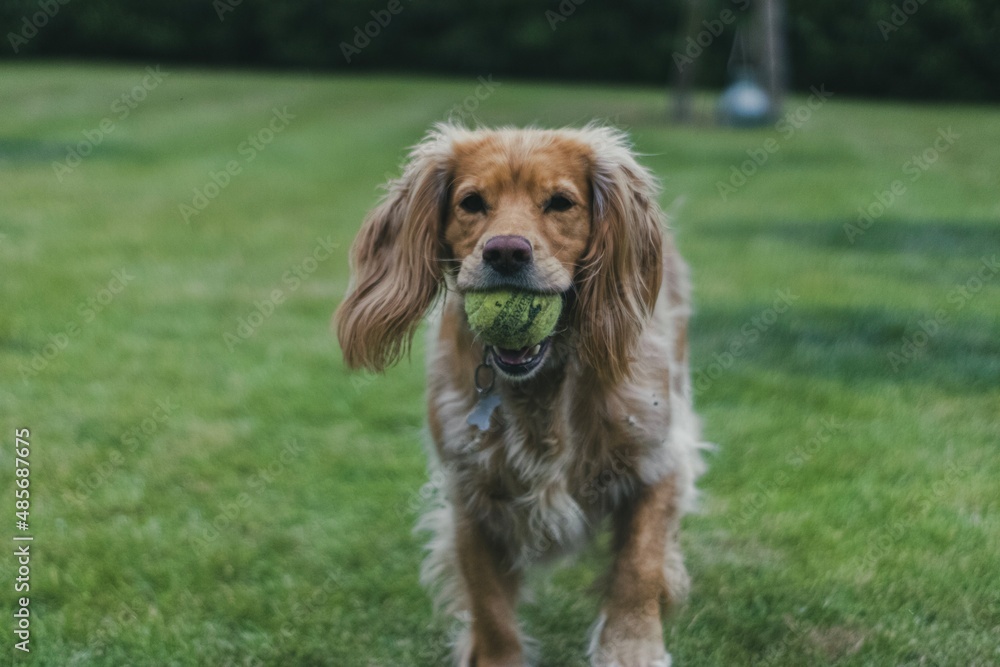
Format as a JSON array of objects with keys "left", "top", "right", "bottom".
[{"left": 489, "top": 338, "right": 551, "bottom": 377}]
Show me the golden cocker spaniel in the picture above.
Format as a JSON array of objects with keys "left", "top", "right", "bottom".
[{"left": 336, "top": 123, "right": 706, "bottom": 667}]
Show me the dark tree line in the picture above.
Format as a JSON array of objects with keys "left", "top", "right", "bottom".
[{"left": 2, "top": 0, "right": 997, "bottom": 101}]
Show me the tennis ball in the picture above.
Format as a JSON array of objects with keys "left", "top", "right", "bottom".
[{"left": 464, "top": 290, "right": 562, "bottom": 349}]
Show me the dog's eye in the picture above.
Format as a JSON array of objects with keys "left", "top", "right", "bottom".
[
  {"left": 459, "top": 193, "right": 486, "bottom": 214},
  {"left": 545, "top": 195, "right": 574, "bottom": 213}
]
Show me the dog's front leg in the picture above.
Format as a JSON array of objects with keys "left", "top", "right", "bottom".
[
  {"left": 454, "top": 513, "right": 525, "bottom": 667},
  {"left": 591, "top": 474, "right": 686, "bottom": 667}
]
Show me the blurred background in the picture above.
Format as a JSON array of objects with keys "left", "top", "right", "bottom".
[
  {"left": 3, "top": 0, "right": 1000, "bottom": 102},
  {"left": 1, "top": 1, "right": 998, "bottom": 665}
]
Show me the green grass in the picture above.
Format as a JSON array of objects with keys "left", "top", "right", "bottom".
[{"left": 1, "top": 62, "right": 999, "bottom": 665}]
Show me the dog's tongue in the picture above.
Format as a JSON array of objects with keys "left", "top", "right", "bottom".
[{"left": 495, "top": 346, "right": 532, "bottom": 365}]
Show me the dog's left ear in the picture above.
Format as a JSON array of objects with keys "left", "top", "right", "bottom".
[
  {"left": 335, "top": 127, "right": 455, "bottom": 372},
  {"left": 574, "top": 127, "right": 664, "bottom": 385}
]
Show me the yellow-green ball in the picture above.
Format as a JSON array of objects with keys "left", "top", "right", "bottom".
[{"left": 464, "top": 290, "right": 562, "bottom": 349}]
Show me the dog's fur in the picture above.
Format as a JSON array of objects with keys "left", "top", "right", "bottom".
[{"left": 336, "top": 124, "right": 706, "bottom": 666}]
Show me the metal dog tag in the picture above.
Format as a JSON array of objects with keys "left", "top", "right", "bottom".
[
  {"left": 467, "top": 392, "right": 501, "bottom": 431},
  {"left": 467, "top": 353, "right": 500, "bottom": 431}
]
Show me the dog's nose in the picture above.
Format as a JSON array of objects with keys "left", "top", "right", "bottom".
[{"left": 483, "top": 235, "right": 533, "bottom": 274}]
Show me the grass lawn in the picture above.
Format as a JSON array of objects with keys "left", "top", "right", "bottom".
[{"left": 1, "top": 62, "right": 998, "bottom": 665}]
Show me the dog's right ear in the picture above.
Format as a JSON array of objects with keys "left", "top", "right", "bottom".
[
  {"left": 574, "top": 125, "right": 664, "bottom": 386},
  {"left": 335, "top": 128, "right": 455, "bottom": 372}
]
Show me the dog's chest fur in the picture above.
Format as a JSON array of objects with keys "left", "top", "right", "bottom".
[{"left": 428, "top": 317, "right": 677, "bottom": 565}]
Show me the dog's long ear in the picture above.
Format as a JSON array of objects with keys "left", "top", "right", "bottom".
[
  {"left": 335, "top": 129, "right": 454, "bottom": 372},
  {"left": 574, "top": 127, "right": 664, "bottom": 385}
]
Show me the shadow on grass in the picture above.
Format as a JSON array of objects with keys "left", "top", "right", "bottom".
[
  {"left": 696, "top": 217, "right": 1000, "bottom": 260},
  {"left": 0, "top": 137, "right": 150, "bottom": 166},
  {"left": 689, "top": 217, "right": 999, "bottom": 395},
  {"left": 691, "top": 303, "right": 999, "bottom": 396},
  {"left": 0, "top": 138, "right": 70, "bottom": 162}
]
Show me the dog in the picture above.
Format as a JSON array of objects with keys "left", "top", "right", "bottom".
[{"left": 336, "top": 123, "right": 706, "bottom": 667}]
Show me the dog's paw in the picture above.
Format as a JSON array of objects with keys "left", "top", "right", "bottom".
[
  {"left": 589, "top": 611, "right": 671, "bottom": 667},
  {"left": 454, "top": 627, "right": 528, "bottom": 667},
  {"left": 592, "top": 642, "right": 671, "bottom": 667},
  {"left": 457, "top": 647, "right": 526, "bottom": 667}
]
